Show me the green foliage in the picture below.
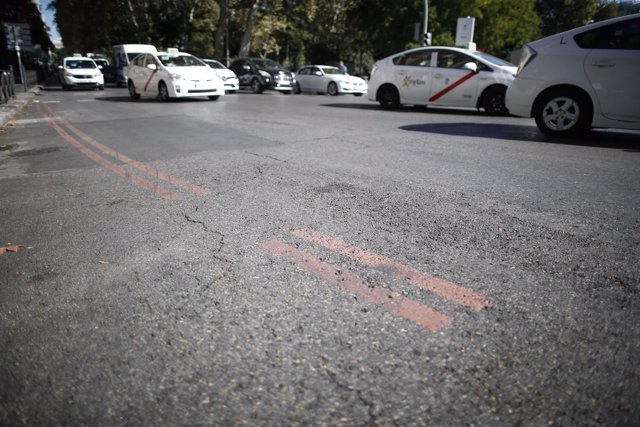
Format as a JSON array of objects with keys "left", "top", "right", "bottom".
[{"left": 49, "top": 0, "right": 626, "bottom": 72}]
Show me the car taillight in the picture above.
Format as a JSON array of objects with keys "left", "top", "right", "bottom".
[{"left": 516, "top": 45, "right": 537, "bottom": 75}]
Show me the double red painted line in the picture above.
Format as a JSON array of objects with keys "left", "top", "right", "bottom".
[
  {"left": 37, "top": 103, "right": 209, "bottom": 200},
  {"left": 261, "top": 229, "right": 491, "bottom": 332}
]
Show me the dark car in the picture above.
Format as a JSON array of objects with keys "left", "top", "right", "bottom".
[
  {"left": 229, "top": 57, "right": 295, "bottom": 94},
  {"left": 93, "top": 58, "right": 116, "bottom": 84}
]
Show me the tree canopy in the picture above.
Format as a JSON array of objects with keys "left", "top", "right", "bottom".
[{"left": 49, "top": 0, "right": 621, "bottom": 74}]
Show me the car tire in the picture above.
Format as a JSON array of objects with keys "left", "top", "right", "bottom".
[
  {"left": 354, "top": 93, "right": 363, "bottom": 97},
  {"left": 251, "top": 79, "right": 263, "bottom": 94},
  {"left": 208, "top": 95, "right": 220, "bottom": 101},
  {"left": 327, "top": 82, "right": 339, "bottom": 96},
  {"left": 481, "top": 85, "right": 508, "bottom": 116},
  {"left": 534, "top": 88, "right": 592, "bottom": 137},
  {"left": 377, "top": 84, "right": 400, "bottom": 109},
  {"left": 293, "top": 82, "right": 301, "bottom": 94},
  {"left": 159, "top": 81, "right": 170, "bottom": 101},
  {"left": 128, "top": 80, "right": 140, "bottom": 100},
  {"left": 99, "top": 85, "right": 104, "bottom": 91}
]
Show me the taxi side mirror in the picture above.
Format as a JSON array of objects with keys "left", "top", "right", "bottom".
[
  {"left": 146, "top": 63, "right": 157, "bottom": 71},
  {"left": 463, "top": 62, "right": 478, "bottom": 73}
]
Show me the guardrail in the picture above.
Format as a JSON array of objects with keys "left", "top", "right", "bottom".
[{"left": 1, "top": 69, "right": 16, "bottom": 104}]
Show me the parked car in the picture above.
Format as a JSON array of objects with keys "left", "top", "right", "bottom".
[
  {"left": 58, "top": 56, "right": 104, "bottom": 91},
  {"left": 201, "top": 59, "right": 239, "bottom": 93},
  {"left": 126, "top": 49, "right": 225, "bottom": 101},
  {"left": 294, "top": 65, "right": 367, "bottom": 96},
  {"left": 367, "top": 46, "right": 516, "bottom": 115},
  {"left": 228, "top": 58, "right": 295, "bottom": 94},
  {"left": 506, "top": 14, "right": 640, "bottom": 137},
  {"left": 92, "top": 57, "right": 116, "bottom": 84}
]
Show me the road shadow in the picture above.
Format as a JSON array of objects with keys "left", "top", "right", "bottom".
[{"left": 399, "top": 122, "right": 640, "bottom": 151}]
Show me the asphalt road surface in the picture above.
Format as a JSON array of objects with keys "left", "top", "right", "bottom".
[{"left": 1, "top": 85, "right": 639, "bottom": 426}]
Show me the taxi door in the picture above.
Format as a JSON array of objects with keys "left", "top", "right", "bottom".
[
  {"left": 429, "top": 50, "right": 479, "bottom": 107},
  {"left": 582, "top": 17, "right": 640, "bottom": 123},
  {"left": 392, "top": 49, "right": 433, "bottom": 104}
]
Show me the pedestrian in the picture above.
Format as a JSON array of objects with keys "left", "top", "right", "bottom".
[{"left": 338, "top": 60, "right": 348, "bottom": 74}]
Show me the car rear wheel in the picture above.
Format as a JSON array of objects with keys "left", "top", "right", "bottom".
[
  {"left": 327, "top": 82, "right": 339, "bottom": 96},
  {"left": 293, "top": 82, "right": 301, "bottom": 94},
  {"left": 481, "top": 86, "right": 508, "bottom": 116},
  {"left": 534, "top": 89, "right": 592, "bottom": 137},
  {"left": 159, "top": 81, "right": 170, "bottom": 101},
  {"left": 208, "top": 95, "right": 219, "bottom": 101},
  {"left": 378, "top": 85, "right": 400, "bottom": 109},
  {"left": 128, "top": 81, "right": 140, "bottom": 100},
  {"left": 251, "top": 79, "right": 263, "bottom": 94}
]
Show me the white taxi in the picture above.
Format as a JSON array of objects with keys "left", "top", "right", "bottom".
[
  {"left": 368, "top": 46, "right": 517, "bottom": 115},
  {"left": 127, "top": 49, "right": 225, "bottom": 101},
  {"left": 58, "top": 56, "right": 104, "bottom": 91},
  {"left": 506, "top": 14, "right": 640, "bottom": 137}
]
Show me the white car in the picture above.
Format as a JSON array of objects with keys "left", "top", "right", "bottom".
[
  {"left": 294, "top": 65, "right": 367, "bottom": 96},
  {"left": 368, "top": 46, "right": 517, "bottom": 115},
  {"left": 58, "top": 56, "right": 104, "bottom": 91},
  {"left": 202, "top": 59, "right": 239, "bottom": 94},
  {"left": 506, "top": 14, "right": 640, "bottom": 137},
  {"left": 127, "top": 49, "right": 225, "bottom": 101}
]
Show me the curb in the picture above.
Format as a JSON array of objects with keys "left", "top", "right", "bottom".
[{"left": 0, "top": 86, "right": 41, "bottom": 129}]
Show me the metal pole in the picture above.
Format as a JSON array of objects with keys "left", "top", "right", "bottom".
[
  {"left": 13, "top": 27, "right": 27, "bottom": 91},
  {"left": 423, "top": 0, "right": 430, "bottom": 46}
]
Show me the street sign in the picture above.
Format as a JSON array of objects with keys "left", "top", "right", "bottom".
[{"left": 4, "top": 23, "right": 33, "bottom": 52}]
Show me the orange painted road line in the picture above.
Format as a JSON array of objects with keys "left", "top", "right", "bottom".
[
  {"left": 37, "top": 104, "right": 181, "bottom": 200},
  {"left": 41, "top": 103, "right": 209, "bottom": 197},
  {"left": 292, "top": 229, "right": 491, "bottom": 311},
  {"left": 261, "top": 240, "right": 453, "bottom": 332}
]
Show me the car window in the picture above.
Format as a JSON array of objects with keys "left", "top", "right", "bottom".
[
  {"left": 393, "top": 49, "right": 432, "bottom": 67},
  {"left": 145, "top": 55, "right": 160, "bottom": 67},
  {"left": 65, "top": 60, "right": 96, "bottom": 69},
  {"left": 298, "top": 68, "right": 310, "bottom": 75},
  {"left": 131, "top": 54, "right": 145, "bottom": 66},
  {"left": 574, "top": 17, "right": 640, "bottom": 50},
  {"left": 252, "top": 58, "right": 282, "bottom": 69},
  {"left": 436, "top": 51, "right": 475, "bottom": 69},
  {"left": 207, "top": 60, "right": 224, "bottom": 69},
  {"left": 157, "top": 54, "right": 205, "bottom": 67},
  {"left": 322, "top": 67, "right": 343, "bottom": 75}
]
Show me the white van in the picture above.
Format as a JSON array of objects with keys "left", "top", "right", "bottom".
[{"left": 112, "top": 44, "right": 158, "bottom": 87}]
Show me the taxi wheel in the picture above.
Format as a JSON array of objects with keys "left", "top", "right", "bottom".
[
  {"left": 128, "top": 81, "right": 140, "bottom": 100},
  {"left": 481, "top": 86, "right": 508, "bottom": 116},
  {"left": 208, "top": 95, "right": 220, "bottom": 101},
  {"left": 327, "top": 82, "right": 339, "bottom": 96},
  {"left": 159, "top": 82, "right": 170, "bottom": 101},
  {"left": 378, "top": 85, "right": 400, "bottom": 109},
  {"left": 534, "top": 88, "right": 592, "bottom": 137}
]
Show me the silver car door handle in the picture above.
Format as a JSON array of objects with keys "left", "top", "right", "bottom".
[{"left": 434, "top": 73, "right": 443, "bottom": 79}]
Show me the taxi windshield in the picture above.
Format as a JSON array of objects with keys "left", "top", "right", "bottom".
[
  {"left": 65, "top": 60, "right": 96, "bottom": 69},
  {"left": 157, "top": 54, "right": 205, "bottom": 67}
]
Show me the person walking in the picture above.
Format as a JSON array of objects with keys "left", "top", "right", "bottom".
[{"left": 338, "top": 60, "right": 348, "bottom": 74}]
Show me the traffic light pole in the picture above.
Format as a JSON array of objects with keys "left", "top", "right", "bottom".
[{"left": 423, "top": 0, "right": 431, "bottom": 46}]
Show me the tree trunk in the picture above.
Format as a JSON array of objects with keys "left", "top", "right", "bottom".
[
  {"left": 214, "top": 0, "right": 228, "bottom": 61},
  {"left": 238, "top": 0, "right": 260, "bottom": 58}
]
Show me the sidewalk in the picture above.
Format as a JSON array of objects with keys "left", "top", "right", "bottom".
[{"left": 0, "top": 85, "right": 41, "bottom": 128}]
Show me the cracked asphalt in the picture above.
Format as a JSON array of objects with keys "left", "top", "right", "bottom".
[{"left": 1, "top": 86, "right": 639, "bottom": 425}]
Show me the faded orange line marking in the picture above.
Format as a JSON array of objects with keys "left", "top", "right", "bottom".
[
  {"left": 261, "top": 240, "right": 452, "bottom": 332},
  {"left": 37, "top": 104, "right": 181, "bottom": 200},
  {"left": 41, "top": 103, "right": 209, "bottom": 197},
  {"left": 0, "top": 245, "right": 25, "bottom": 256},
  {"left": 292, "top": 229, "right": 491, "bottom": 311}
]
